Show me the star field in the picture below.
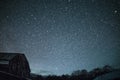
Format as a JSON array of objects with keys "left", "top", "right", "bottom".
[{"left": 0, "top": 0, "right": 120, "bottom": 75}]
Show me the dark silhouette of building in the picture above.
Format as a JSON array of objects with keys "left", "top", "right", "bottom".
[{"left": 0, "top": 52, "right": 30, "bottom": 78}]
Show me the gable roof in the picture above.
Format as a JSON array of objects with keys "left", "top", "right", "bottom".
[
  {"left": 0, "top": 52, "right": 23, "bottom": 64},
  {"left": 0, "top": 52, "right": 22, "bottom": 61}
]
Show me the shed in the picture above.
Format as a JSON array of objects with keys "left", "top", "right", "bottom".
[{"left": 0, "top": 52, "right": 30, "bottom": 78}]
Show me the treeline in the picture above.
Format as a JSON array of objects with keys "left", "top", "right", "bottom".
[{"left": 31, "top": 65, "right": 119, "bottom": 80}]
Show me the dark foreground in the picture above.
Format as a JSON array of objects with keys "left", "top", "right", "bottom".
[
  {"left": 0, "top": 65, "right": 120, "bottom": 80},
  {"left": 31, "top": 72, "right": 120, "bottom": 80},
  {"left": 0, "top": 71, "right": 120, "bottom": 80},
  {"left": 0, "top": 71, "right": 28, "bottom": 80}
]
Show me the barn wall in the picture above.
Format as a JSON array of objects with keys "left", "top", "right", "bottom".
[
  {"left": 20, "top": 54, "right": 31, "bottom": 78},
  {"left": 9, "top": 54, "right": 30, "bottom": 78},
  {"left": 0, "top": 64, "right": 9, "bottom": 72}
]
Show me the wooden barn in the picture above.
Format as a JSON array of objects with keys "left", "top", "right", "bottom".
[{"left": 0, "top": 52, "right": 31, "bottom": 78}]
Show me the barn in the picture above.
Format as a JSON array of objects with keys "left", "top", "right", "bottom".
[{"left": 0, "top": 52, "right": 31, "bottom": 78}]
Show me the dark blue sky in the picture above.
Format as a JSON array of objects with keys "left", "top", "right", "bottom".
[{"left": 0, "top": 0, "right": 120, "bottom": 75}]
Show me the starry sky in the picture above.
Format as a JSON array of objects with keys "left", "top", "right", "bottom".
[{"left": 0, "top": 0, "right": 120, "bottom": 75}]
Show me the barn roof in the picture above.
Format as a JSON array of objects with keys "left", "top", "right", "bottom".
[
  {"left": 0, "top": 52, "right": 23, "bottom": 64},
  {"left": 0, "top": 53, "right": 22, "bottom": 61}
]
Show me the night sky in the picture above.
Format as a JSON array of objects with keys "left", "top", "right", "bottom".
[{"left": 0, "top": 0, "right": 120, "bottom": 75}]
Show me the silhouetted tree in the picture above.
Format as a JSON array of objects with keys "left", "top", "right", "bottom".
[
  {"left": 103, "top": 65, "right": 113, "bottom": 73},
  {"left": 71, "top": 69, "right": 90, "bottom": 80},
  {"left": 71, "top": 70, "right": 81, "bottom": 76},
  {"left": 89, "top": 68, "right": 103, "bottom": 78}
]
